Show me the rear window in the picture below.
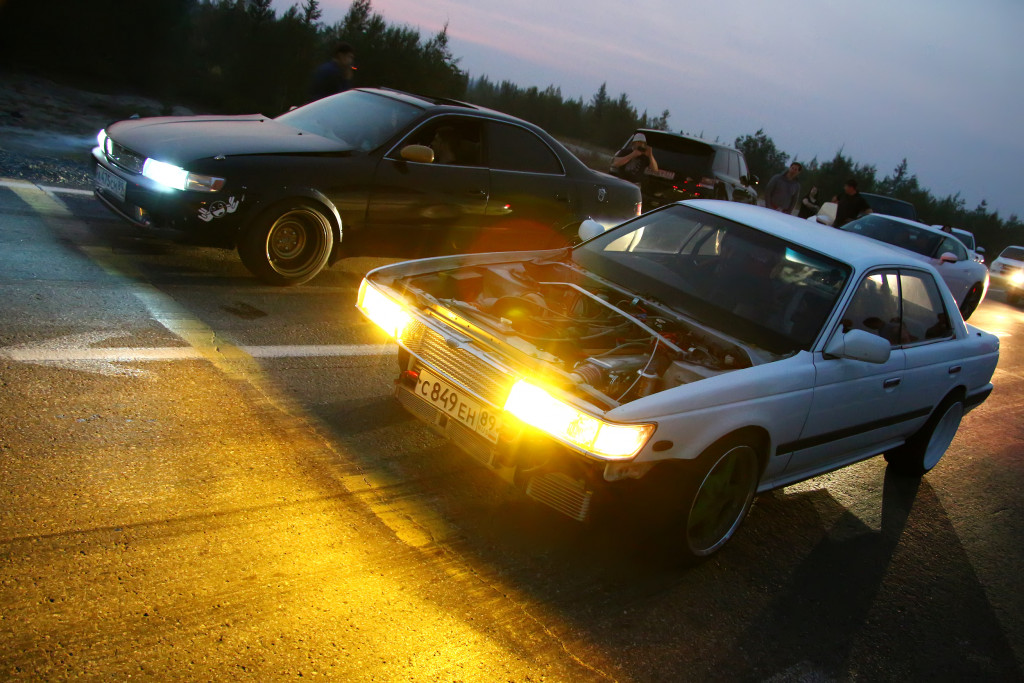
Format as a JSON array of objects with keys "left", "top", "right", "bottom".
[
  {"left": 999, "top": 246, "right": 1024, "bottom": 261},
  {"left": 840, "top": 215, "right": 943, "bottom": 258},
  {"left": 643, "top": 133, "right": 714, "bottom": 175}
]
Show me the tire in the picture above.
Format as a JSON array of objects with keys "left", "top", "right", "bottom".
[
  {"left": 884, "top": 395, "right": 964, "bottom": 476},
  {"left": 677, "top": 436, "right": 761, "bottom": 559},
  {"left": 238, "top": 201, "right": 334, "bottom": 286},
  {"left": 959, "top": 282, "right": 983, "bottom": 320}
]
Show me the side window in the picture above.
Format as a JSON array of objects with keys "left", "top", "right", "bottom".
[
  {"left": 940, "top": 237, "right": 968, "bottom": 261},
  {"left": 727, "top": 152, "right": 740, "bottom": 177},
  {"left": 486, "top": 122, "right": 563, "bottom": 174},
  {"left": 399, "top": 116, "right": 484, "bottom": 166},
  {"left": 900, "top": 271, "right": 953, "bottom": 341},
  {"left": 737, "top": 154, "right": 749, "bottom": 179},
  {"left": 842, "top": 270, "right": 901, "bottom": 344},
  {"left": 712, "top": 151, "right": 729, "bottom": 174}
]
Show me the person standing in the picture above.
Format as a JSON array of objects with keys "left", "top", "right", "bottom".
[
  {"left": 308, "top": 43, "right": 356, "bottom": 103},
  {"left": 611, "top": 133, "right": 659, "bottom": 184},
  {"left": 798, "top": 185, "right": 821, "bottom": 218},
  {"left": 833, "top": 178, "right": 872, "bottom": 227},
  {"left": 764, "top": 162, "right": 802, "bottom": 213}
]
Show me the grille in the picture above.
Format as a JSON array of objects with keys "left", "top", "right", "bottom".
[
  {"left": 107, "top": 141, "right": 145, "bottom": 174},
  {"left": 401, "top": 320, "right": 513, "bottom": 407}
]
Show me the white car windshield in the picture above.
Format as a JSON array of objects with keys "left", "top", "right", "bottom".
[
  {"left": 573, "top": 205, "right": 851, "bottom": 354},
  {"left": 276, "top": 90, "right": 423, "bottom": 151}
]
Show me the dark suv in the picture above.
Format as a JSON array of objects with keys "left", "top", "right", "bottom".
[{"left": 612, "top": 129, "right": 758, "bottom": 209}]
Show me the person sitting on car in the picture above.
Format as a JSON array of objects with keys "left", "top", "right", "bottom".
[{"left": 611, "top": 133, "right": 659, "bottom": 184}]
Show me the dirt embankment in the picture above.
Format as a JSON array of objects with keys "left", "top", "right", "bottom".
[{"left": 0, "top": 71, "right": 190, "bottom": 188}]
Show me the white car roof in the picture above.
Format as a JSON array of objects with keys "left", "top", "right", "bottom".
[{"left": 682, "top": 200, "right": 929, "bottom": 273}]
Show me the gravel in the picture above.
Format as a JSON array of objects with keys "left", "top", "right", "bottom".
[{"left": 0, "top": 71, "right": 190, "bottom": 190}]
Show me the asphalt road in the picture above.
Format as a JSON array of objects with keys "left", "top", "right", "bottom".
[{"left": 1, "top": 179, "right": 1022, "bottom": 681}]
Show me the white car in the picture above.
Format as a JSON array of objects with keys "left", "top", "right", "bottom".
[
  {"left": 989, "top": 245, "right": 1024, "bottom": 305},
  {"left": 940, "top": 226, "right": 985, "bottom": 264},
  {"left": 357, "top": 201, "right": 999, "bottom": 560},
  {"left": 837, "top": 215, "right": 989, "bottom": 320}
]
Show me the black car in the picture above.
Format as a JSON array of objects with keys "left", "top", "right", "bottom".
[
  {"left": 91, "top": 88, "right": 642, "bottom": 285},
  {"left": 611, "top": 129, "right": 758, "bottom": 209},
  {"left": 860, "top": 193, "right": 918, "bottom": 221}
]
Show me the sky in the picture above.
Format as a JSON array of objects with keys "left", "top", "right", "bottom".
[{"left": 301, "top": 0, "right": 1024, "bottom": 220}]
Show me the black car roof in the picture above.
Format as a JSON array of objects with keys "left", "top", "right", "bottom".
[{"left": 359, "top": 87, "right": 536, "bottom": 128}]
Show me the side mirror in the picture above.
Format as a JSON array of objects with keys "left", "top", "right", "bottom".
[
  {"left": 578, "top": 218, "right": 607, "bottom": 242},
  {"left": 400, "top": 144, "right": 434, "bottom": 164},
  {"left": 977, "top": 246, "right": 986, "bottom": 254},
  {"left": 939, "top": 251, "right": 958, "bottom": 264},
  {"left": 824, "top": 329, "right": 891, "bottom": 364}
]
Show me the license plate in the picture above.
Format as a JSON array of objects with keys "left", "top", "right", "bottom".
[
  {"left": 95, "top": 165, "right": 127, "bottom": 202},
  {"left": 415, "top": 368, "right": 500, "bottom": 443}
]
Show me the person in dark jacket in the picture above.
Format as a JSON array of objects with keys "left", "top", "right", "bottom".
[
  {"left": 833, "top": 179, "right": 872, "bottom": 227},
  {"left": 308, "top": 43, "right": 355, "bottom": 102},
  {"left": 764, "top": 162, "right": 802, "bottom": 213}
]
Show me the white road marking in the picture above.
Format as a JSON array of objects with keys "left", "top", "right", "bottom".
[
  {"left": 0, "top": 178, "right": 93, "bottom": 196},
  {"left": 1, "top": 343, "right": 395, "bottom": 363}
]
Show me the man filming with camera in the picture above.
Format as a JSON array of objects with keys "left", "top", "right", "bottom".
[{"left": 611, "top": 132, "right": 659, "bottom": 184}]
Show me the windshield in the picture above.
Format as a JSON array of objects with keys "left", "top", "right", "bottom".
[
  {"left": 276, "top": 90, "right": 423, "bottom": 151},
  {"left": 572, "top": 204, "right": 850, "bottom": 354},
  {"left": 840, "top": 214, "right": 943, "bottom": 258},
  {"left": 951, "top": 229, "right": 975, "bottom": 250},
  {"left": 1000, "top": 247, "right": 1024, "bottom": 261}
]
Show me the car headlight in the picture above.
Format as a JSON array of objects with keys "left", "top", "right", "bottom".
[
  {"left": 1010, "top": 271, "right": 1024, "bottom": 286},
  {"left": 142, "top": 157, "right": 225, "bottom": 192},
  {"left": 96, "top": 129, "right": 112, "bottom": 155},
  {"left": 356, "top": 279, "right": 412, "bottom": 339},
  {"left": 503, "top": 379, "right": 654, "bottom": 460}
]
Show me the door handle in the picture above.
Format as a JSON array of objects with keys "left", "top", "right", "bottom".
[
  {"left": 883, "top": 377, "right": 901, "bottom": 389},
  {"left": 948, "top": 365, "right": 962, "bottom": 375},
  {"left": 468, "top": 189, "right": 488, "bottom": 198}
]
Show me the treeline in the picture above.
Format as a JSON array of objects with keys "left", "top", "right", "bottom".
[
  {"left": 1, "top": 0, "right": 1020, "bottom": 251},
  {"left": 736, "top": 129, "right": 1023, "bottom": 255}
]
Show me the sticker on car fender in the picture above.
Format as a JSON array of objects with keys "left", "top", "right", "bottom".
[{"left": 198, "top": 195, "right": 243, "bottom": 222}]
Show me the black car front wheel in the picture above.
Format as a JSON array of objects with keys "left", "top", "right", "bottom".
[{"left": 239, "top": 201, "right": 334, "bottom": 286}]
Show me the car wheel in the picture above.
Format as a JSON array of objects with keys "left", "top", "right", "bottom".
[
  {"left": 679, "top": 436, "right": 761, "bottom": 558},
  {"left": 959, "top": 282, "right": 983, "bottom": 319},
  {"left": 884, "top": 395, "right": 964, "bottom": 476},
  {"left": 239, "top": 201, "right": 334, "bottom": 286}
]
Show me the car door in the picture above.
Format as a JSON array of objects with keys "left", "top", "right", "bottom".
[
  {"left": 362, "top": 115, "right": 490, "bottom": 257},
  {"left": 481, "top": 120, "right": 579, "bottom": 252},
  {"left": 893, "top": 268, "right": 964, "bottom": 432},
  {"left": 932, "top": 235, "right": 974, "bottom": 303},
  {"left": 782, "top": 270, "right": 908, "bottom": 480}
]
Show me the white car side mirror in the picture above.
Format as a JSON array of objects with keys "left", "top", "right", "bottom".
[
  {"left": 939, "top": 251, "right": 958, "bottom": 264},
  {"left": 824, "top": 329, "right": 891, "bottom": 364},
  {"left": 578, "top": 218, "right": 607, "bottom": 242}
]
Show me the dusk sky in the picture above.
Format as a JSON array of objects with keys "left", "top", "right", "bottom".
[{"left": 299, "top": 0, "right": 1023, "bottom": 220}]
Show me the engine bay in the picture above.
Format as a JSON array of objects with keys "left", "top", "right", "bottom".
[{"left": 397, "top": 256, "right": 759, "bottom": 407}]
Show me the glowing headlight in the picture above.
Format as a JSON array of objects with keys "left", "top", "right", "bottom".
[
  {"left": 1010, "top": 270, "right": 1024, "bottom": 286},
  {"left": 96, "top": 129, "right": 111, "bottom": 155},
  {"left": 142, "top": 158, "right": 225, "bottom": 192},
  {"left": 504, "top": 380, "right": 654, "bottom": 460},
  {"left": 356, "top": 279, "right": 412, "bottom": 339}
]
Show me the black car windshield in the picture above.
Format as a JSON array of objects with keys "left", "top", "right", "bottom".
[
  {"left": 839, "top": 214, "right": 943, "bottom": 258},
  {"left": 861, "top": 194, "right": 918, "bottom": 220},
  {"left": 572, "top": 204, "right": 850, "bottom": 354},
  {"left": 276, "top": 90, "right": 423, "bottom": 151}
]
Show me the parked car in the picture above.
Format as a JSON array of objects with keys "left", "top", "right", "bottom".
[
  {"left": 942, "top": 226, "right": 985, "bottom": 264},
  {"left": 611, "top": 130, "right": 758, "bottom": 210},
  {"left": 989, "top": 245, "right": 1024, "bottom": 304},
  {"left": 356, "top": 200, "right": 998, "bottom": 560},
  {"left": 836, "top": 215, "right": 989, "bottom": 319},
  {"left": 91, "top": 88, "right": 642, "bottom": 285},
  {"left": 813, "top": 192, "right": 917, "bottom": 226}
]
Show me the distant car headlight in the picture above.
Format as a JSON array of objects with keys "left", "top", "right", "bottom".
[
  {"left": 356, "top": 279, "right": 412, "bottom": 339},
  {"left": 141, "top": 158, "right": 225, "bottom": 192},
  {"left": 503, "top": 379, "right": 654, "bottom": 460},
  {"left": 1009, "top": 270, "right": 1024, "bottom": 286}
]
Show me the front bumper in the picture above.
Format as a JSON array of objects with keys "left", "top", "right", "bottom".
[{"left": 90, "top": 147, "right": 244, "bottom": 248}]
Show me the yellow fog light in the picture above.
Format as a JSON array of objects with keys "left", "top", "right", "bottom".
[
  {"left": 356, "top": 279, "right": 411, "bottom": 339},
  {"left": 504, "top": 380, "right": 654, "bottom": 459}
]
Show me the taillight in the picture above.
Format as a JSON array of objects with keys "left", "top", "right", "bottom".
[{"left": 634, "top": 201, "right": 642, "bottom": 216}]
